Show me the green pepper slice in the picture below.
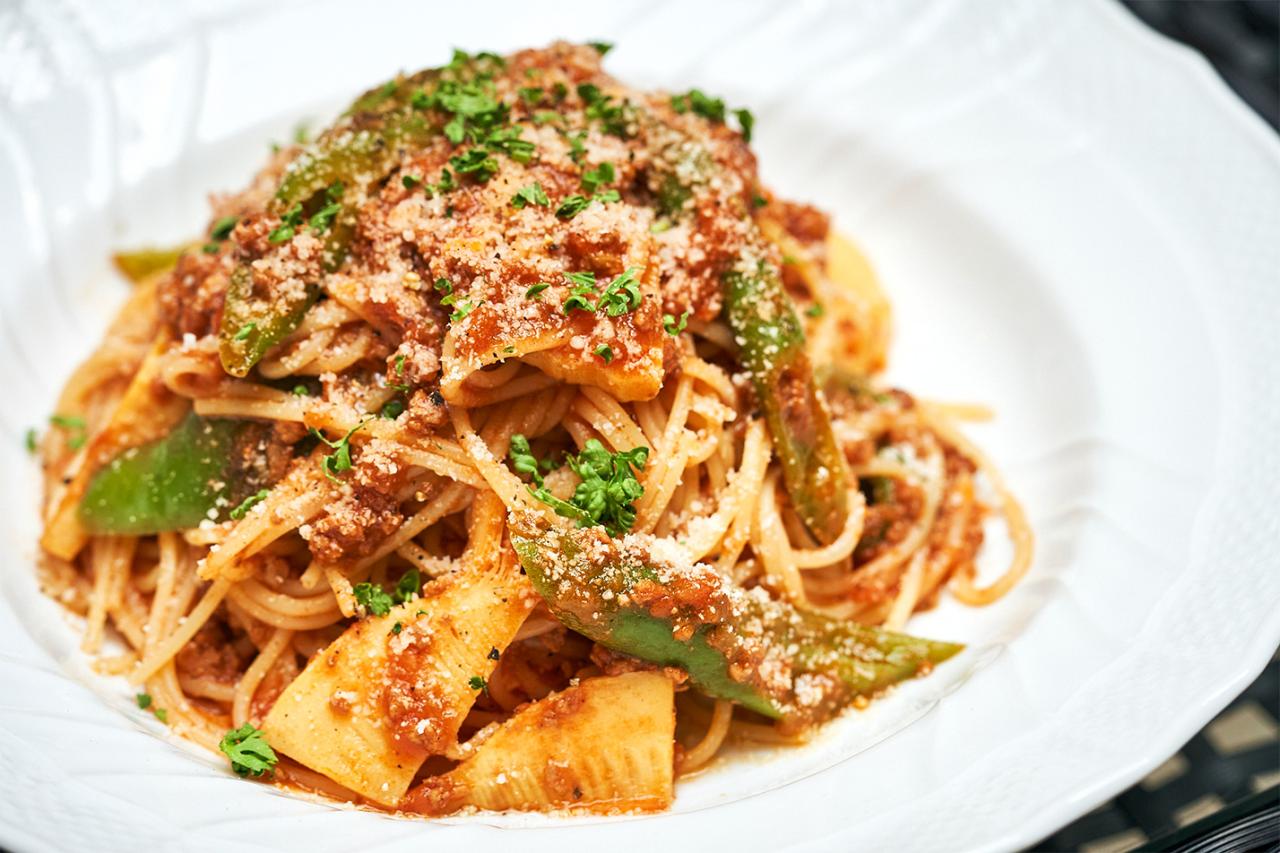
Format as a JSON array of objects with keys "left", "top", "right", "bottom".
[
  {"left": 78, "top": 414, "right": 260, "bottom": 535},
  {"left": 512, "top": 523, "right": 961, "bottom": 726}
]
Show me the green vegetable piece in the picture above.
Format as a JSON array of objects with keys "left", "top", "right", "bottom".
[
  {"left": 78, "top": 414, "right": 254, "bottom": 535},
  {"left": 725, "top": 263, "right": 849, "bottom": 544},
  {"left": 111, "top": 245, "right": 191, "bottom": 284},
  {"left": 512, "top": 524, "right": 960, "bottom": 725},
  {"left": 219, "top": 723, "right": 278, "bottom": 777},
  {"left": 219, "top": 265, "right": 319, "bottom": 377}
]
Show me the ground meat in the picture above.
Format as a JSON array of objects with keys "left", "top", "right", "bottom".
[{"left": 307, "top": 440, "right": 405, "bottom": 564}]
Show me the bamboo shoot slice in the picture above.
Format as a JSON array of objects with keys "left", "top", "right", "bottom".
[
  {"left": 262, "top": 562, "right": 536, "bottom": 806},
  {"left": 405, "top": 671, "right": 675, "bottom": 816}
]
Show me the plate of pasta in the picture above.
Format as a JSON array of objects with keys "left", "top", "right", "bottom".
[{"left": 2, "top": 1, "right": 1278, "bottom": 851}]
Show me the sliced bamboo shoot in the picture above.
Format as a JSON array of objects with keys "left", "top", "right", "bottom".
[
  {"left": 262, "top": 561, "right": 536, "bottom": 806},
  {"left": 405, "top": 671, "right": 675, "bottom": 816}
]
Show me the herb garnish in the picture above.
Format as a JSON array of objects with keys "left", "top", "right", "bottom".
[
  {"left": 511, "top": 182, "right": 550, "bottom": 209},
  {"left": 49, "top": 414, "right": 87, "bottom": 450},
  {"left": 509, "top": 435, "right": 648, "bottom": 536},
  {"left": 268, "top": 203, "right": 304, "bottom": 243},
  {"left": 310, "top": 417, "right": 373, "bottom": 482},
  {"left": 663, "top": 310, "right": 690, "bottom": 336},
  {"left": 219, "top": 724, "right": 278, "bottom": 777},
  {"left": 229, "top": 489, "right": 270, "bottom": 521},
  {"left": 594, "top": 344, "right": 614, "bottom": 363}
]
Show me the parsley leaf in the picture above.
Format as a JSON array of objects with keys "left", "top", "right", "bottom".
[
  {"left": 580, "top": 161, "right": 615, "bottom": 195},
  {"left": 509, "top": 435, "right": 648, "bottom": 536},
  {"left": 153, "top": 708, "right": 168, "bottom": 724},
  {"left": 468, "top": 675, "right": 487, "bottom": 691},
  {"left": 24, "top": 428, "right": 37, "bottom": 454},
  {"left": 229, "top": 489, "right": 270, "bottom": 521},
  {"left": 671, "top": 89, "right": 725, "bottom": 122},
  {"left": 402, "top": 174, "right": 422, "bottom": 189},
  {"left": 310, "top": 417, "right": 372, "bottom": 482},
  {"left": 511, "top": 182, "right": 550, "bottom": 209},
  {"left": 394, "top": 568, "right": 421, "bottom": 603},
  {"left": 594, "top": 344, "right": 614, "bottom": 363},
  {"left": 805, "top": 302, "right": 825, "bottom": 318},
  {"left": 380, "top": 399, "right": 405, "bottom": 419},
  {"left": 353, "top": 582, "right": 394, "bottom": 617},
  {"left": 136, "top": 693, "right": 152, "bottom": 710},
  {"left": 450, "top": 147, "right": 499, "bottom": 182},
  {"left": 734, "top": 107, "right": 755, "bottom": 142},
  {"left": 233, "top": 322, "right": 256, "bottom": 341},
  {"left": 555, "top": 194, "right": 591, "bottom": 219},
  {"left": 525, "top": 283, "right": 550, "bottom": 300},
  {"left": 663, "top": 310, "right": 690, "bottom": 336},
  {"left": 210, "top": 216, "right": 238, "bottom": 241},
  {"left": 49, "top": 414, "right": 87, "bottom": 450},
  {"left": 219, "top": 724, "right": 278, "bottom": 777},
  {"left": 391, "top": 621, "right": 403, "bottom": 635},
  {"left": 268, "top": 203, "right": 304, "bottom": 243},
  {"left": 597, "top": 267, "right": 642, "bottom": 316},
  {"left": 589, "top": 41, "right": 614, "bottom": 56}
]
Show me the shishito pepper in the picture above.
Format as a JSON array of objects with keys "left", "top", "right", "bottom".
[
  {"left": 725, "top": 261, "right": 850, "bottom": 544},
  {"left": 218, "top": 73, "right": 440, "bottom": 377},
  {"left": 79, "top": 413, "right": 266, "bottom": 535},
  {"left": 511, "top": 522, "right": 961, "bottom": 727}
]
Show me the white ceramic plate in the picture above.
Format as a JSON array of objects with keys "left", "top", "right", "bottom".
[{"left": 1, "top": 0, "right": 1277, "bottom": 850}]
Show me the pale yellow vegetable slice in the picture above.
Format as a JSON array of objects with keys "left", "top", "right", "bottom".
[
  {"left": 262, "top": 559, "right": 537, "bottom": 807},
  {"left": 405, "top": 671, "right": 675, "bottom": 816}
]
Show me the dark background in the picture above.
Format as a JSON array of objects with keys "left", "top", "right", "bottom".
[
  {"left": 1121, "top": 0, "right": 1279, "bottom": 127},
  {"left": 1044, "top": 3, "right": 1278, "bottom": 851}
]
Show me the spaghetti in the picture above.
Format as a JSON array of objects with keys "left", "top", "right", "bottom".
[{"left": 35, "top": 42, "right": 1032, "bottom": 816}]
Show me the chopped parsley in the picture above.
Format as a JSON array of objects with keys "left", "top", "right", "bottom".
[
  {"left": 268, "top": 203, "right": 304, "bottom": 243},
  {"left": 219, "top": 724, "right": 278, "bottom": 777},
  {"left": 24, "top": 428, "right": 37, "bottom": 454},
  {"left": 518, "top": 86, "right": 544, "bottom": 106},
  {"left": 672, "top": 89, "right": 755, "bottom": 140},
  {"left": 555, "top": 194, "right": 591, "bottom": 219},
  {"left": 353, "top": 582, "right": 394, "bottom": 617},
  {"left": 805, "top": 302, "right": 825, "bottom": 318},
  {"left": 154, "top": 708, "right": 168, "bottom": 724},
  {"left": 594, "top": 344, "right": 614, "bottom": 363},
  {"left": 580, "top": 161, "right": 615, "bottom": 195},
  {"left": 468, "top": 675, "right": 487, "bottom": 691},
  {"left": 511, "top": 182, "right": 550, "bottom": 209},
  {"left": 449, "top": 147, "right": 499, "bottom": 182},
  {"left": 310, "top": 417, "right": 372, "bottom": 482},
  {"left": 354, "top": 569, "right": 420, "bottom": 618},
  {"left": 577, "top": 83, "right": 631, "bottom": 137},
  {"left": 391, "top": 621, "right": 403, "bottom": 635},
  {"left": 663, "top": 310, "right": 690, "bottom": 336},
  {"left": 210, "top": 215, "right": 238, "bottom": 240},
  {"left": 394, "top": 568, "right": 421, "bottom": 603},
  {"left": 671, "top": 88, "right": 725, "bottom": 122},
  {"left": 752, "top": 193, "right": 768, "bottom": 209},
  {"left": 136, "top": 693, "right": 152, "bottom": 710},
  {"left": 203, "top": 215, "right": 238, "bottom": 253},
  {"left": 525, "top": 282, "right": 550, "bottom": 300},
  {"left": 229, "top": 489, "right": 270, "bottom": 521},
  {"left": 233, "top": 322, "right": 256, "bottom": 341},
  {"left": 565, "top": 130, "right": 588, "bottom": 164},
  {"left": 380, "top": 399, "right": 405, "bottom": 419},
  {"left": 509, "top": 434, "right": 648, "bottom": 536},
  {"left": 402, "top": 174, "right": 422, "bottom": 189},
  {"left": 292, "top": 384, "right": 310, "bottom": 396},
  {"left": 597, "top": 267, "right": 642, "bottom": 316},
  {"left": 589, "top": 41, "right": 614, "bottom": 56},
  {"left": 49, "top": 414, "right": 87, "bottom": 450}
]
